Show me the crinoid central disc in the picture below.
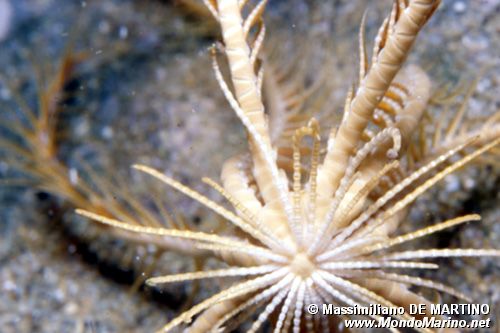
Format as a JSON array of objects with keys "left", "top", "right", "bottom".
[{"left": 290, "top": 252, "right": 316, "bottom": 278}]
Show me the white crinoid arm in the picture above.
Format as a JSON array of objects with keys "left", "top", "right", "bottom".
[
  {"left": 210, "top": 0, "right": 299, "bottom": 243},
  {"left": 318, "top": 0, "right": 440, "bottom": 199}
]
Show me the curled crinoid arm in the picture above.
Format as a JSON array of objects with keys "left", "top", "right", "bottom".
[
  {"left": 220, "top": 155, "right": 262, "bottom": 215},
  {"left": 353, "top": 64, "right": 431, "bottom": 197},
  {"left": 291, "top": 122, "right": 320, "bottom": 207}
]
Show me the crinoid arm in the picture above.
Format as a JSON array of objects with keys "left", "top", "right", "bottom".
[{"left": 318, "top": 0, "right": 440, "bottom": 198}]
